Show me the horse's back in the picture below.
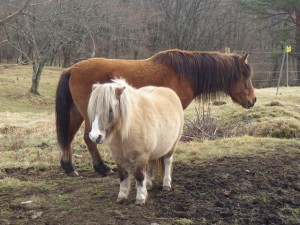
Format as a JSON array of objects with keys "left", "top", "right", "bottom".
[
  {"left": 139, "top": 86, "right": 183, "bottom": 113},
  {"left": 68, "top": 58, "right": 145, "bottom": 116}
]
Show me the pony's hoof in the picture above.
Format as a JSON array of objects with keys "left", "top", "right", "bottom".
[
  {"left": 116, "top": 197, "right": 127, "bottom": 204},
  {"left": 146, "top": 183, "right": 153, "bottom": 191},
  {"left": 135, "top": 199, "right": 146, "bottom": 205},
  {"left": 163, "top": 185, "right": 171, "bottom": 191}
]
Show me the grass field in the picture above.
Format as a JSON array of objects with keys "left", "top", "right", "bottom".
[{"left": 0, "top": 65, "right": 299, "bottom": 225}]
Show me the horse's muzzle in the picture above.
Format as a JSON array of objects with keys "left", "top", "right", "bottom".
[
  {"left": 96, "top": 135, "right": 104, "bottom": 144},
  {"left": 244, "top": 97, "right": 256, "bottom": 109}
]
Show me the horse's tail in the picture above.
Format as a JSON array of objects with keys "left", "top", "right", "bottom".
[
  {"left": 155, "top": 157, "right": 165, "bottom": 179},
  {"left": 55, "top": 70, "right": 73, "bottom": 149}
]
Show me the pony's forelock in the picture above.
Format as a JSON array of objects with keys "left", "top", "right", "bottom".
[
  {"left": 112, "top": 78, "right": 132, "bottom": 140},
  {"left": 88, "top": 83, "right": 114, "bottom": 128},
  {"left": 87, "top": 79, "right": 133, "bottom": 141}
]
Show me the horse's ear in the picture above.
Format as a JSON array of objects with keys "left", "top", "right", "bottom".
[
  {"left": 115, "top": 86, "right": 126, "bottom": 99},
  {"left": 241, "top": 53, "right": 249, "bottom": 64}
]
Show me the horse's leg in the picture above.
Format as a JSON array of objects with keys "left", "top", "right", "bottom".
[
  {"left": 116, "top": 160, "right": 131, "bottom": 203},
  {"left": 162, "top": 155, "right": 173, "bottom": 191},
  {"left": 134, "top": 158, "right": 148, "bottom": 205},
  {"left": 60, "top": 106, "right": 83, "bottom": 176},
  {"left": 83, "top": 120, "right": 112, "bottom": 176},
  {"left": 146, "top": 160, "right": 155, "bottom": 190}
]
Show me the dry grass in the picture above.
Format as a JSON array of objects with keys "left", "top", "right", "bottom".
[
  {"left": 0, "top": 65, "right": 59, "bottom": 112},
  {"left": 0, "top": 65, "right": 61, "bottom": 169},
  {"left": 175, "top": 136, "right": 300, "bottom": 164},
  {"left": 184, "top": 86, "right": 300, "bottom": 140}
]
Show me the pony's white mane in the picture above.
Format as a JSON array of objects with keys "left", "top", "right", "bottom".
[
  {"left": 112, "top": 78, "right": 133, "bottom": 140},
  {"left": 87, "top": 78, "right": 134, "bottom": 141}
]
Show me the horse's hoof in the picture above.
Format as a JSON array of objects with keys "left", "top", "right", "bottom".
[
  {"left": 94, "top": 163, "right": 113, "bottom": 177},
  {"left": 67, "top": 170, "right": 79, "bottom": 177},
  {"left": 106, "top": 169, "right": 114, "bottom": 175},
  {"left": 111, "top": 166, "right": 118, "bottom": 172},
  {"left": 163, "top": 185, "right": 171, "bottom": 191},
  {"left": 116, "top": 197, "right": 127, "bottom": 204},
  {"left": 135, "top": 199, "right": 146, "bottom": 205},
  {"left": 61, "top": 159, "right": 76, "bottom": 175}
]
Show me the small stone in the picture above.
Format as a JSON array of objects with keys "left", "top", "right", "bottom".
[
  {"left": 31, "top": 211, "right": 42, "bottom": 219},
  {"left": 223, "top": 190, "right": 231, "bottom": 197}
]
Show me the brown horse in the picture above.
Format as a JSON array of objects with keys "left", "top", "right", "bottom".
[{"left": 55, "top": 49, "right": 256, "bottom": 176}]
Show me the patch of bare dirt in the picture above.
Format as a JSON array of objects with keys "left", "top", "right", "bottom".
[{"left": 1, "top": 150, "right": 300, "bottom": 225}]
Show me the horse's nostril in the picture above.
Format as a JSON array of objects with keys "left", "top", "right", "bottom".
[
  {"left": 249, "top": 99, "right": 255, "bottom": 107},
  {"left": 96, "top": 135, "right": 103, "bottom": 144}
]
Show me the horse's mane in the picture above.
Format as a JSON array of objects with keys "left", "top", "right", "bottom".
[
  {"left": 87, "top": 79, "right": 132, "bottom": 141},
  {"left": 151, "top": 49, "right": 252, "bottom": 102}
]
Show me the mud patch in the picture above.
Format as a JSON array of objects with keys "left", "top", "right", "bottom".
[{"left": 1, "top": 150, "right": 299, "bottom": 225}]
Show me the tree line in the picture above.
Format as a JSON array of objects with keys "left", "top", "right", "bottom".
[{"left": 0, "top": 0, "right": 299, "bottom": 93}]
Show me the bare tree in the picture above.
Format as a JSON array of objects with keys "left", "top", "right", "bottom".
[
  {"left": 0, "top": 0, "right": 31, "bottom": 48},
  {"left": 5, "top": 0, "right": 99, "bottom": 93},
  {"left": 239, "top": 0, "right": 300, "bottom": 85},
  {"left": 0, "top": 0, "right": 30, "bottom": 25},
  {"left": 1, "top": 0, "right": 299, "bottom": 89}
]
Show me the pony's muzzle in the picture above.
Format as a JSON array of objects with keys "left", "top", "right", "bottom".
[{"left": 96, "top": 135, "right": 104, "bottom": 144}]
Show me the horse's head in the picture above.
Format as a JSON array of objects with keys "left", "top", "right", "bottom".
[
  {"left": 88, "top": 83, "right": 125, "bottom": 144},
  {"left": 228, "top": 54, "right": 256, "bottom": 109}
]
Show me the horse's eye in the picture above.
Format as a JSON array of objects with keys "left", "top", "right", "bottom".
[{"left": 245, "top": 80, "right": 249, "bottom": 89}]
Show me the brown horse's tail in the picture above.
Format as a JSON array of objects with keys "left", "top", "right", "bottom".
[
  {"left": 155, "top": 157, "right": 165, "bottom": 180},
  {"left": 55, "top": 70, "right": 73, "bottom": 149}
]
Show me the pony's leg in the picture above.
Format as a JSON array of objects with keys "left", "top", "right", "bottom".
[
  {"left": 60, "top": 106, "right": 83, "bottom": 176},
  {"left": 83, "top": 120, "right": 112, "bottom": 176},
  {"left": 116, "top": 161, "right": 131, "bottom": 203},
  {"left": 134, "top": 160, "right": 148, "bottom": 205},
  {"left": 163, "top": 155, "right": 173, "bottom": 191},
  {"left": 146, "top": 160, "right": 155, "bottom": 190}
]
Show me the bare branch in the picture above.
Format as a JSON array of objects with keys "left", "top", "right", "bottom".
[
  {"left": 0, "top": 0, "right": 31, "bottom": 25},
  {"left": 0, "top": 39, "right": 8, "bottom": 47},
  {"left": 89, "top": 32, "right": 96, "bottom": 58}
]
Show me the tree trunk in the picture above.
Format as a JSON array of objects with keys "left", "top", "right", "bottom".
[
  {"left": 296, "top": 11, "right": 300, "bottom": 85},
  {"left": 30, "top": 61, "right": 45, "bottom": 95},
  {"left": 62, "top": 49, "right": 71, "bottom": 68},
  {"left": 133, "top": 49, "right": 139, "bottom": 60},
  {"left": 62, "top": 44, "right": 72, "bottom": 68},
  {"left": 49, "top": 55, "right": 55, "bottom": 66}
]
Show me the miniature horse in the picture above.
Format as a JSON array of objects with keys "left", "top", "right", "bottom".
[
  {"left": 87, "top": 79, "right": 184, "bottom": 205},
  {"left": 56, "top": 49, "right": 256, "bottom": 176}
]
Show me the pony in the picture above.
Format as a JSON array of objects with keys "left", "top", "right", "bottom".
[
  {"left": 87, "top": 79, "right": 184, "bottom": 205},
  {"left": 56, "top": 49, "right": 256, "bottom": 176}
]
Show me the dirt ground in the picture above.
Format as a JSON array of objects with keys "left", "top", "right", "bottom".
[{"left": 1, "top": 149, "right": 300, "bottom": 225}]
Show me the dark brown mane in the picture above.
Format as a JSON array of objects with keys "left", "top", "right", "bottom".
[{"left": 151, "top": 49, "right": 251, "bottom": 102}]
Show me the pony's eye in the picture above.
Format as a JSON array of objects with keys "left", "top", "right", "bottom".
[{"left": 108, "top": 108, "right": 113, "bottom": 122}]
